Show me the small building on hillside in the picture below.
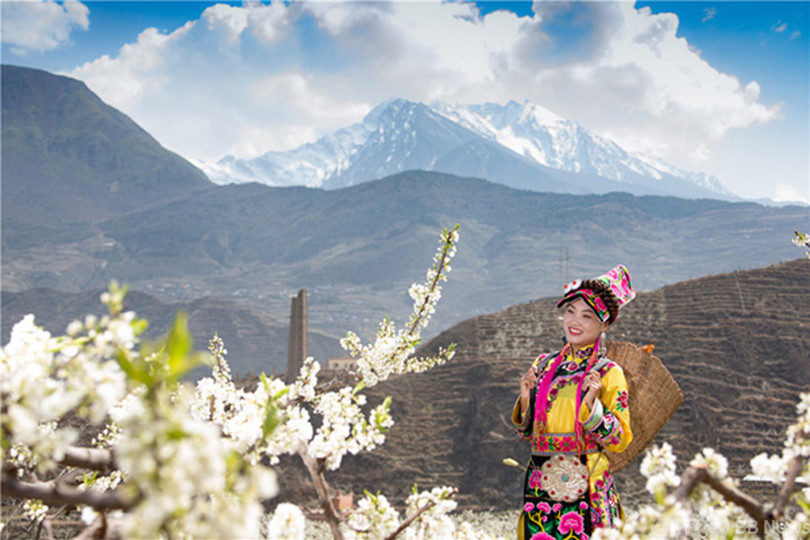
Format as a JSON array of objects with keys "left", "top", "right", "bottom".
[{"left": 326, "top": 356, "right": 357, "bottom": 372}]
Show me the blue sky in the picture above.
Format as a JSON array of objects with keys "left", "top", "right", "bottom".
[{"left": 2, "top": 1, "right": 808, "bottom": 203}]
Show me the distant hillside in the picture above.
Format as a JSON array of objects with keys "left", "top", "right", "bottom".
[
  {"left": 2, "top": 65, "right": 807, "bottom": 377},
  {"left": 4, "top": 170, "right": 806, "bottom": 361},
  {"left": 280, "top": 259, "right": 810, "bottom": 511},
  {"left": 1, "top": 64, "right": 213, "bottom": 247},
  {"left": 1, "top": 288, "right": 343, "bottom": 377}
]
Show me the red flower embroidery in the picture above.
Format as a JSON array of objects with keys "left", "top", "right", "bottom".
[
  {"left": 529, "top": 470, "right": 544, "bottom": 490},
  {"left": 558, "top": 511, "right": 585, "bottom": 535},
  {"left": 554, "top": 436, "right": 577, "bottom": 452},
  {"left": 530, "top": 533, "right": 555, "bottom": 540},
  {"left": 535, "top": 436, "right": 551, "bottom": 452},
  {"left": 616, "top": 390, "right": 629, "bottom": 410},
  {"left": 536, "top": 502, "right": 551, "bottom": 514}
]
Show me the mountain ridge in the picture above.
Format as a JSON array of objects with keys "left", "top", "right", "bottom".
[
  {"left": 1, "top": 64, "right": 214, "bottom": 237},
  {"left": 2, "top": 64, "right": 806, "bottom": 374},
  {"left": 205, "top": 98, "right": 735, "bottom": 200}
]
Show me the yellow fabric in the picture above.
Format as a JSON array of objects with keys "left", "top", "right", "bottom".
[{"left": 512, "top": 346, "right": 633, "bottom": 526}]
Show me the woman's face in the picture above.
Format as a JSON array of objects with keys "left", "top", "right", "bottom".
[{"left": 563, "top": 297, "right": 607, "bottom": 349}]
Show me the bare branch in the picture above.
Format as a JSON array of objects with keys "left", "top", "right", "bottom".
[
  {"left": 674, "top": 465, "right": 771, "bottom": 538},
  {"left": 769, "top": 453, "right": 805, "bottom": 520},
  {"left": 383, "top": 498, "right": 439, "bottom": 540},
  {"left": 70, "top": 512, "right": 122, "bottom": 540},
  {"left": 1, "top": 474, "right": 134, "bottom": 511},
  {"left": 702, "top": 472, "right": 768, "bottom": 525},
  {"left": 59, "top": 447, "right": 117, "bottom": 473},
  {"left": 298, "top": 444, "right": 344, "bottom": 540},
  {"left": 672, "top": 465, "right": 708, "bottom": 501}
]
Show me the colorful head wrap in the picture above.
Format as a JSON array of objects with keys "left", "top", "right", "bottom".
[{"left": 556, "top": 265, "right": 636, "bottom": 323}]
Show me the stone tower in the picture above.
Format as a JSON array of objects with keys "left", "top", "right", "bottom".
[{"left": 285, "top": 289, "right": 307, "bottom": 383}]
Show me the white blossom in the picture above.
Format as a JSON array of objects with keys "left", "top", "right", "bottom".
[
  {"left": 346, "top": 491, "right": 401, "bottom": 539},
  {"left": 639, "top": 442, "right": 680, "bottom": 501},
  {"left": 690, "top": 447, "right": 729, "bottom": 478},
  {"left": 266, "top": 503, "right": 306, "bottom": 540}
]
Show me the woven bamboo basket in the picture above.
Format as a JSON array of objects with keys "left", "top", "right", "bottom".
[{"left": 602, "top": 340, "right": 685, "bottom": 472}]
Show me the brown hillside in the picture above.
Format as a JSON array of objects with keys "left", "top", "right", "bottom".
[{"left": 306, "top": 258, "right": 810, "bottom": 512}]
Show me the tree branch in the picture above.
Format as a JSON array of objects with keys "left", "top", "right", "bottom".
[
  {"left": 383, "top": 496, "right": 443, "bottom": 540},
  {"left": 769, "top": 452, "right": 805, "bottom": 520},
  {"left": 1, "top": 474, "right": 133, "bottom": 511},
  {"left": 674, "top": 465, "right": 774, "bottom": 538},
  {"left": 298, "top": 444, "right": 344, "bottom": 540},
  {"left": 407, "top": 227, "right": 455, "bottom": 336},
  {"left": 59, "top": 447, "right": 117, "bottom": 473}
]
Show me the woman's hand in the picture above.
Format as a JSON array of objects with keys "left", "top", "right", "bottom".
[
  {"left": 519, "top": 365, "right": 538, "bottom": 415},
  {"left": 582, "top": 370, "right": 602, "bottom": 409}
]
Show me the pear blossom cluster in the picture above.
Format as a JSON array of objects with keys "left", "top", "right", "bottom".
[
  {"left": 346, "top": 490, "right": 402, "bottom": 538},
  {"left": 638, "top": 441, "right": 680, "bottom": 502},
  {"left": 1, "top": 284, "right": 276, "bottom": 539},
  {"left": 309, "top": 386, "right": 393, "bottom": 470},
  {"left": 0, "top": 302, "right": 129, "bottom": 474},
  {"left": 343, "top": 486, "right": 502, "bottom": 540},
  {"left": 266, "top": 503, "right": 307, "bottom": 539},
  {"left": 1, "top": 225, "right": 490, "bottom": 539},
  {"left": 595, "top": 391, "right": 810, "bottom": 539},
  {"left": 341, "top": 225, "right": 459, "bottom": 387}
]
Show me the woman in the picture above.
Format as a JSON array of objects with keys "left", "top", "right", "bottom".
[{"left": 513, "top": 265, "right": 635, "bottom": 539}]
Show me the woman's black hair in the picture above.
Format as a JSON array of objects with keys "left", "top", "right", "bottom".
[{"left": 580, "top": 278, "right": 621, "bottom": 324}]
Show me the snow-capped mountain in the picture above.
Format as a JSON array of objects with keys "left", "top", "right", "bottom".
[{"left": 202, "top": 99, "right": 735, "bottom": 199}]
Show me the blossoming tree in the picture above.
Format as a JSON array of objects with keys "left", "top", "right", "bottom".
[{"left": 1, "top": 225, "right": 496, "bottom": 539}]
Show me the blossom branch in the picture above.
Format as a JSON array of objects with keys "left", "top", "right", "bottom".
[
  {"left": 673, "top": 459, "right": 808, "bottom": 540},
  {"left": 1, "top": 473, "right": 134, "bottom": 510},
  {"left": 676, "top": 465, "right": 767, "bottom": 535},
  {"left": 298, "top": 444, "right": 344, "bottom": 540},
  {"left": 58, "top": 446, "right": 117, "bottom": 473},
  {"left": 407, "top": 224, "right": 458, "bottom": 336},
  {"left": 769, "top": 452, "right": 805, "bottom": 520},
  {"left": 382, "top": 495, "right": 447, "bottom": 540}
]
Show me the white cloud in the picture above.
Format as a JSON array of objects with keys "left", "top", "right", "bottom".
[
  {"left": 68, "top": 22, "right": 195, "bottom": 110},
  {"left": 203, "top": 2, "right": 292, "bottom": 44},
  {"left": 511, "top": 3, "right": 782, "bottom": 170},
  {"left": 48, "top": 0, "right": 800, "bottom": 199},
  {"left": 250, "top": 72, "right": 371, "bottom": 126},
  {"left": 702, "top": 7, "right": 716, "bottom": 23},
  {"left": 773, "top": 182, "right": 809, "bottom": 204},
  {"left": 2, "top": 0, "right": 89, "bottom": 53}
]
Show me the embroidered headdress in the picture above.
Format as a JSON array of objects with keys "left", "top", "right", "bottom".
[{"left": 556, "top": 265, "right": 635, "bottom": 324}]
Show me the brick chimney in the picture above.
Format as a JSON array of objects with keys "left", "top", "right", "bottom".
[{"left": 285, "top": 289, "right": 307, "bottom": 384}]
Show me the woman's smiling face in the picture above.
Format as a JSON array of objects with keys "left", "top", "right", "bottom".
[{"left": 562, "top": 297, "right": 607, "bottom": 349}]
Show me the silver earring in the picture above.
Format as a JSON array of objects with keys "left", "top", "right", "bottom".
[{"left": 598, "top": 331, "right": 607, "bottom": 356}]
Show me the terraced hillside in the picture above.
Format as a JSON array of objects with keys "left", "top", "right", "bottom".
[{"left": 286, "top": 259, "right": 810, "bottom": 511}]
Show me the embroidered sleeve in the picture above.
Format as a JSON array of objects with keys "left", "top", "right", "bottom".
[
  {"left": 512, "top": 354, "right": 552, "bottom": 439},
  {"left": 583, "top": 363, "right": 632, "bottom": 452},
  {"left": 512, "top": 390, "right": 535, "bottom": 440}
]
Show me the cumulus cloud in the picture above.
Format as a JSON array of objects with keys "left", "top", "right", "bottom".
[
  {"left": 52, "top": 0, "right": 791, "bottom": 196},
  {"left": 2, "top": 0, "right": 89, "bottom": 53},
  {"left": 68, "top": 22, "right": 195, "bottom": 110},
  {"left": 512, "top": 3, "right": 782, "bottom": 167},
  {"left": 773, "top": 182, "right": 808, "bottom": 204},
  {"left": 203, "top": 2, "right": 292, "bottom": 44}
]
